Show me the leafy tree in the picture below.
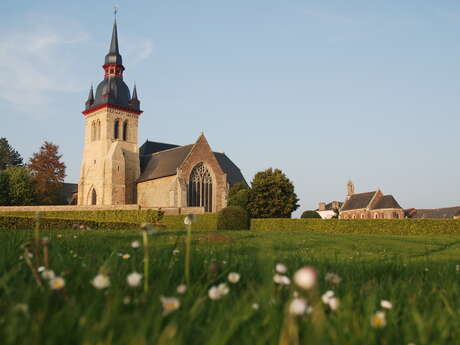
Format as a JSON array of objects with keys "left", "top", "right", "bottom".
[
  {"left": 247, "top": 168, "right": 299, "bottom": 218},
  {"left": 0, "top": 171, "right": 10, "bottom": 205},
  {"left": 0, "top": 137, "right": 23, "bottom": 170},
  {"left": 301, "top": 210, "right": 322, "bottom": 219},
  {"left": 228, "top": 182, "right": 250, "bottom": 210},
  {"left": 3, "top": 166, "right": 36, "bottom": 205},
  {"left": 217, "top": 206, "right": 250, "bottom": 230},
  {"left": 28, "top": 141, "right": 66, "bottom": 205}
]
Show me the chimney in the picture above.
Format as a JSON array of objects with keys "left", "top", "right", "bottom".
[
  {"left": 331, "top": 201, "right": 339, "bottom": 210},
  {"left": 318, "top": 202, "right": 326, "bottom": 211}
]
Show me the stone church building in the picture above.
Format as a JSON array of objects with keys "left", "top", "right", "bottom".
[{"left": 77, "top": 18, "right": 246, "bottom": 212}]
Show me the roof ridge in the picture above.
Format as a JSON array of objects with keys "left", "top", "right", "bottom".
[{"left": 150, "top": 144, "right": 193, "bottom": 156}]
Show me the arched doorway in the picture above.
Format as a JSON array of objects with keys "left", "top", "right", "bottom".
[
  {"left": 188, "top": 163, "right": 213, "bottom": 212},
  {"left": 91, "top": 188, "right": 97, "bottom": 205}
]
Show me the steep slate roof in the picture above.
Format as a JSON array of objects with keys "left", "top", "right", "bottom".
[
  {"left": 138, "top": 140, "right": 247, "bottom": 186},
  {"left": 138, "top": 145, "right": 193, "bottom": 182},
  {"left": 341, "top": 191, "right": 376, "bottom": 211},
  {"left": 411, "top": 207, "right": 460, "bottom": 219},
  {"left": 374, "top": 195, "right": 402, "bottom": 209}
]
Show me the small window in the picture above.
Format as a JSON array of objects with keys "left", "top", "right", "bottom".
[
  {"left": 114, "top": 119, "right": 120, "bottom": 139},
  {"left": 123, "top": 121, "right": 128, "bottom": 141}
]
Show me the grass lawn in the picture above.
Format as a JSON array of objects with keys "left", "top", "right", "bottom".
[{"left": 1, "top": 228, "right": 460, "bottom": 345}]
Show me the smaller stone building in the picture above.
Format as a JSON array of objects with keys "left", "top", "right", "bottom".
[
  {"left": 316, "top": 201, "right": 343, "bottom": 219},
  {"left": 339, "top": 181, "right": 404, "bottom": 219},
  {"left": 407, "top": 207, "right": 460, "bottom": 219}
]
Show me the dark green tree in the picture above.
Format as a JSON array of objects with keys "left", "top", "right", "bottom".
[
  {"left": 228, "top": 182, "right": 250, "bottom": 210},
  {"left": 0, "top": 171, "right": 10, "bottom": 205},
  {"left": 301, "top": 210, "right": 322, "bottom": 219},
  {"left": 3, "top": 166, "right": 36, "bottom": 205},
  {"left": 247, "top": 168, "right": 299, "bottom": 218},
  {"left": 0, "top": 138, "right": 23, "bottom": 170},
  {"left": 28, "top": 141, "right": 66, "bottom": 205}
]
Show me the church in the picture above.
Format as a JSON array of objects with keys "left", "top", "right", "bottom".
[{"left": 77, "top": 18, "right": 246, "bottom": 213}]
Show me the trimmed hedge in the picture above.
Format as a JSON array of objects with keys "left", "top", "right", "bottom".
[
  {"left": 301, "top": 210, "right": 322, "bottom": 219},
  {"left": 0, "top": 212, "right": 218, "bottom": 231},
  {"left": 217, "top": 206, "right": 250, "bottom": 230},
  {"left": 0, "top": 216, "right": 138, "bottom": 231},
  {"left": 250, "top": 219, "right": 460, "bottom": 235}
]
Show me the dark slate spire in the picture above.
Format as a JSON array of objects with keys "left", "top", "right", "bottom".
[
  {"left": 105, "top": 18, "right": 123, "bottom": 65},
  {"left": 85, "top": 84, "right": 94, "bottom": 110},
  {"left": 130, "top": 83, "right": 140, "bottom": 111},
  {"left": 131, "top": 83, "right": 138, "bottom": 101}
]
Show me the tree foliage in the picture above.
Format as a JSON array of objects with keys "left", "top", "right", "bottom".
[
  {"left": 28, "top": 141, "right": 66, "bottom": 205},
  {"left": 1, "top": 166, "right": 36, "bottom": 205},
  {"left": 247, "top": 168, "right": 299, "bottom": 218},
  {"left": 0, "top": 137, "right": 23, "bottom": 170},
  {"left": 217, "top": 206, "right": 250, "bottom": 230},
  {"left": 228, "top": 182, "right": 250, "bottom": 210},
  {"left": 301, "top": 210, "right": 322, "bottom": 219}
]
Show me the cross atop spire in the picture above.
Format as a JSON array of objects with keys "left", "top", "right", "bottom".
[{"left": 105, "top": 11, "right": 123, "bottom": 66}]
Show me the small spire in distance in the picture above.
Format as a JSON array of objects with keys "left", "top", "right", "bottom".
[
  {"left": 131, "top": 83, "right": 138, "bottom": 101},
  {"left": 87, "top": 84, "right": 94, "bottom": 102}
]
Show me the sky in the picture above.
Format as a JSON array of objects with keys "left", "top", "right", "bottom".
[{"left": 1, "top": 0, "right": 459, "bottom": 215}]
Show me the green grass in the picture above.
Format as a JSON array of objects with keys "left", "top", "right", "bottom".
[{"left": 1, "top": 228, "right": 460, "bottom": 345}]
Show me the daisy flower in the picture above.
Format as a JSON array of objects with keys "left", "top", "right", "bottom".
[{"left": 92, "top": 274, "right": 110, "bottom": 289}]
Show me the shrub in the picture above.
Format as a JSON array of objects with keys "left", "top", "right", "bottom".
[
  {"left": 301, "top": 210, "right": 322, "bottom": 219},
  {"left": 217, "top": 206, "right": 249, "bottom": 230},
  {"left": 228, "top": 188, "right": 249, "bottom": 210}
]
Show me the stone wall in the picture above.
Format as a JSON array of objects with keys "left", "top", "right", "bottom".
[{"left": 137, "top": 176, "right": 177, "bottom": 208}]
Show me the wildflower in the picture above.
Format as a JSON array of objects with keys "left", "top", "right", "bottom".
[
  {"left": 13, "top": 304, "right": 29, "bottom": 314},
  {"left": 177, "top": 284, "right": 187, "bottom": 294},
  {"left": 325, "top": 272, "right": 342, "bottom": 284},
  {"left": 92, "top": 274, "right": 110, "bottom": 289},
  {"left": 217, "top": 283, "right": 230, "bottom": 296},
  {"left": 328, "top": 297, "right": 339, "bottom": 311},
  {"left": 131, "top": 240, "right": 140, "bottom": 249},
  {"left": 380, "top": 300, "right": 393, "bottom": 310},
  {"left": 126, "top": 272, "right": 142, "bottom": 287},
  {"left": 123, "top": 296, "right": 131, "bottom": 305},
  {"left": 456, "top": 264, "right": 460, "bottom": 272},
  {"left": 37, "top": 266, "right": 45, "bottom": 273},
  {"left": 293, "top": 266, "right": 317, "bottom": 290},
  {"left": 273, "top": 274, "right": 290, "bottom": 285},
  {"left": 41, "top": 269, "right": 55, "bottom": 280},
  {"left": 160, "top": 296, "right": 180, "bottom": 315},
  {"left": 252, "top": 303, "right": 259, "bottom": 310},
  {"left": 276, "top": 263, "right": 287, "bottom": 274},
  {"left": 370, "top": 311, "right": 387, "bottom": 328},
  {"left": 289, "top": 298, "right": 308, "bottom": 316},
  {"left": 184, "top": 214, "right": 196, "bottom": 225},
  {"left": 228, "top": 272, "right": 241, "bottom": 284},
  {"left": 321, "top": 290, "right": 335, "bottom": 304},
  {"left": 172, "top": 248, "right": 180, "bottom": 256},
  {"left": 122, "top": 254, "right": 131, "bottom": 260},
  {"left": 49, "top": 277, "right": 65, "bottom": 290},
  {"left": 424, "top": 268, "right": 429, "bottom": 272},
  {"left": 208, "top": 286, "right": 221, "bottom": 300},
  {"left": 57, "top": 234, "right": 63, "bottom": 239}
]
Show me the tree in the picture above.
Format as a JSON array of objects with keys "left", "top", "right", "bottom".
[
  {"left": 28, "top": 141, "right": 66, "bottom": 205},
  {"left": 228, "top": 182, "right": 250, "bottom": 210},
  {"left": 301, "top": 210, "right": 322, "bottom": 219},
  {"left": 0, "top": 137, "right": 23, "bottom": 170},
  {"left": 3, "top": 166, "right": 36, "bottom": 205},
  {"left": 247, "top": 168, "right": 299, "bottom": 218},
  {"left": 0, "top": 171, "right": 10, "bottom": 205}
]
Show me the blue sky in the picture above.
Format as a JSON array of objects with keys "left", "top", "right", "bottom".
[{"left": 1, "top": 0, "right": 459, "bottom": 215}]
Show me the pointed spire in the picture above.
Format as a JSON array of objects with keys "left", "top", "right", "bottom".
[
  {"left": 105, "top": 11, "right": 123, "bottom": 65},
  {"left": 131, "top": 83, "right": 138, "bottom": 101},
  {"left": 87, "top": 84, "right": 94, "bottom": 102}
]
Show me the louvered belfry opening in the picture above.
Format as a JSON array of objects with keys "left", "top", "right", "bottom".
[{"left": 188, "top": 163, "right": 213, "bottom": 212}]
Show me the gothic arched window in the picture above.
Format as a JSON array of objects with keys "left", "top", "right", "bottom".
[
  {"left": 114, "top": 119, "right": 120, "bottom": 139},
  {"left": 188, "top": 163, "right": 213, "bottom": 212},
  {"left": 91, "top": 188, "right": 97, "bottom": 205},
  {"left": 123, "top": 120, "right": 128, "bottom": 141}
]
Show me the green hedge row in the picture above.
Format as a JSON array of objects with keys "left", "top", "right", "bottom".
[
  {"left": 0, "top": 212, "right": 218, "bottom": 231},
  {"left": 0, "top": 216, "right": 138, "bottom": 231},
  {"left": 250, "top": 219, "right": 460, "bottom": 235},
  {"left": 0, "top": 210, "right": 161, "bottom": 223}
]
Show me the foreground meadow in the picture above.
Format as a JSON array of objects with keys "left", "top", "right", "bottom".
[{"left": 1, "top": 228, "right": 460, "bottom": 345}]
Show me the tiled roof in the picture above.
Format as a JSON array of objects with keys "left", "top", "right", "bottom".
[
  {"left": 411, "top": 207, "right": 460, "bottom": 219},
  {"left": 341, "top": 191, "right": 376, "bottom": 211},
  {"left": 374, "top": 195, "right": 402, "bottom": 209}
]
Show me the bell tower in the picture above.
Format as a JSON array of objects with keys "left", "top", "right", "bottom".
[{"left": 78, "top": 15, "right": 142, "bottom": 205}]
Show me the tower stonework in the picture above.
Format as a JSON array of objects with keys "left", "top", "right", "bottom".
[{"left": 78, "top": 18, "right": 141, "bottom": 206}]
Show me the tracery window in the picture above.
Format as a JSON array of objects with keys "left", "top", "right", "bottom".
[
  {"left": 188, "top": 163, "right": 213, "bottom": 212},
  {"left": 114, "top": 119, "right": 120, "bottom": 139}
]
